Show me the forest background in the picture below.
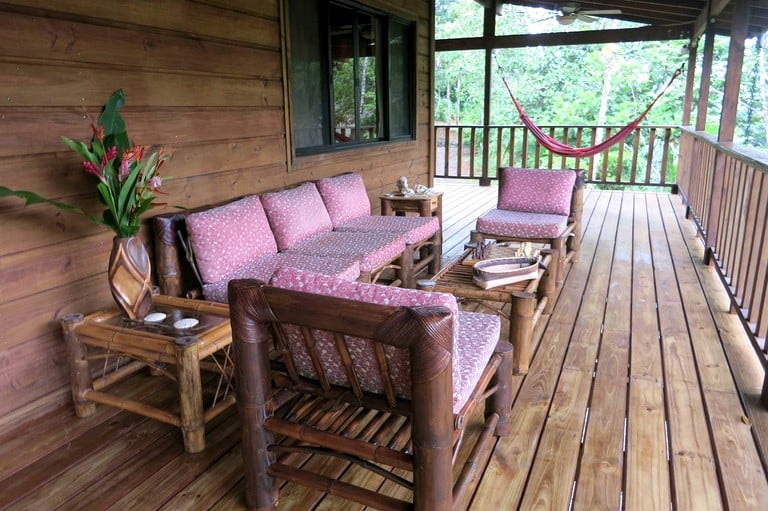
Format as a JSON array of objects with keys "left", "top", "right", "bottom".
[{"left": 434, "top": 0, "right": 768, "bottom": 154}]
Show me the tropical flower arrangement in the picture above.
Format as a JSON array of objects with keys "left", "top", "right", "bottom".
[{"left": 0, "top": 89, "right": 167, "bottom": 237}]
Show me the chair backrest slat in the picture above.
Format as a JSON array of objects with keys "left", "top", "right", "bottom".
[
  {"left": 300, "top": 325, "right": 332, "bottom": 392},
  {"left": 373, "top": 343, "right": 398, "bottom": 408},
  {"left": 333, "top": 333, "right": 364, "bottom": 399}
]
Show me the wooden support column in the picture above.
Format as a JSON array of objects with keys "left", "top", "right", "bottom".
[
  {"left": 479, "top": 2, "right": 496, "bottom": 186},
  {"left": 704, "top": 0, "right": 750, "bottom": 264},
  {"left": 718, "top": 0, "right": 750, "bottom": 142},
  {"left": 695, "top": 22, "right": 716, "bottom": 131},
  {"left": 681, "top": 42, "right": 698, "bottom": 125}
]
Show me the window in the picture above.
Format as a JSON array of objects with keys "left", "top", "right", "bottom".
[{"left": 287, "top": 0, "right": 415, "bottom": 156}]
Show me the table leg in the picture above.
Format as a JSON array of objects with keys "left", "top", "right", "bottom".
[
  {"left": 61, "top": 313, "right": 96, "bottom": 418},
  {"left": 175, "top": 335, "right": 205, "bottom": 453},
  {"left": 510, "top": 292, "right": 536, "bottom": 374},
  {"left": 539, "top": 248, "right": 559, "bottom": 314},
  {"left": 381, "top": 198, "right": 394, "bottom": 216}
]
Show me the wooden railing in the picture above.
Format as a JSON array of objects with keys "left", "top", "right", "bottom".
[
  {"left": 435, "top": 124, "right": 679, "bottom": 188},
  {"left": 677, "top": 127, "right": 768, "bottom": 404}
]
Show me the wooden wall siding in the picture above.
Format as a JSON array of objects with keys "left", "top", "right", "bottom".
[{"left": 0, "top": 0, "right": 433, "bottom": 426}]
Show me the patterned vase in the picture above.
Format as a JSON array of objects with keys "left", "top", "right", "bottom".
[{"left": 108, "top": 236, "right": 153, "bottom": 319}]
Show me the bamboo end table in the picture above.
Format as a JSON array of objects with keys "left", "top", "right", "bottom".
[{"left": 61, "top": 295, "right": 234, "bottom": 453}]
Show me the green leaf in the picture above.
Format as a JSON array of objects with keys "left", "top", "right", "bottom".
[
  {"left": 98, "top": 89, "right": 127, "bottom": 139},
  {"left": 60, "top": 136, "right": 99, "bottom": 163},
  {"left": 0, "top": 186, "right": 112, "bottom": 231}
]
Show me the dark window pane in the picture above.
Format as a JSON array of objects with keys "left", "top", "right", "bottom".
[
  {"left": 290, "top": 0, "right": 329, "bottom": 149},
  {"left": 389, "top": 20, "right": 412, "bottom": 138},
  {"left": 330, "top": 4, "right": 356, "bottom": 143}
]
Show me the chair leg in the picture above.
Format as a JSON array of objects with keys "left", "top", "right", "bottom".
[
  {"left": 486, "top": 341, "right": 514, "bottom": 436},
  {"left": 398, "top": 245, "right": 415, "bottom": 288}
]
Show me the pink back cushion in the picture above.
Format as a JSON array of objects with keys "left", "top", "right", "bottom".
[
  {"left": 316, "top": 172, "right": 372, "bottom": 228},
  {"left": 260, "top": 182, "right": 334, "bottom": 251},
  {"left": 498, "top": 168, "right": 576, "bottom": 216},
  {"left": 270, "top": 267, "right": 458, "bottom": 400},
  {"left": 186, "top": 195, "right": 278, "bottom": 284}
]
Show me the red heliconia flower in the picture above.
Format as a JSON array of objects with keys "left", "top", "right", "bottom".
[
  {"left": 105, "top": 146, "right": 118, "bottom": 161},
  {"left": 91, "top": 123, "right": 105, "bottom": 142},
  {"left": 82, "top": 161, "right": 105, "bottom": 183}
]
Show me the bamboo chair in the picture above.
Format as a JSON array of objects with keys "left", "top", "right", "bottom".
[
  {"left": 471, "top": 167, "right": 584, "bottom": 286},
  {"left": 228, "top": 270, "right": 514, "bottom": 511}
]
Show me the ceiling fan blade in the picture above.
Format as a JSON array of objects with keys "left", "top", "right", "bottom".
[
  {"left": 556, "top": 15, "right": 576, "bottom": 25},
  {"left": 577, "top": 13, "right": 597, "bottom": 23},
  {"left": 581, "top": 9, "right": 622, "bottom": 15}
]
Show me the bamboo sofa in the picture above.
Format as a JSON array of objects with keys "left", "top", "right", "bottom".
[
  {"left": 471, "top": 167, "right": 584, "bottom": 286},
  {"left": 228, "top": 266, "right": 514, "bottom": 510},
  {"left": 151, "top": 173, "right": 441, "bottom": 301}
]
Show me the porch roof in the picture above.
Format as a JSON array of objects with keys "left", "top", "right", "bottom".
[{"left": 486, "top": 1, "right": 768, "bottom": 39}]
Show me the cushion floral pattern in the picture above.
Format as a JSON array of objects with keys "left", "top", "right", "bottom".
[
  {"left": 286, "top": 231, "right": 405, "bottom": 273},
  {"left": 498, "top": 168, "right": 576, "bottom": 216},
  {"left": 270, "top": 267, "right": 500, "bottom": 413},
  {"left": 476, "top": 208, "right": 568, "bottom": 239},
  {"left": 186, "top": 195, "right": 278, "bottom": 284},
  {"left": 202, "top": 252, "right": 360, "bottom": 303},
  {"left": 316, "top": 172, "right": 371, "bottom": 228},
  {"left": 336, "top": 215, "right": 440, "bottom": 245},
  {"left": 261, "top": 182, "right": 334, "bottom": 251}
]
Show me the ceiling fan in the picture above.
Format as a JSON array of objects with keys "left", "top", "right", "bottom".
[{"left": 556, "top": 2, "right": 621, "bottom": 25}]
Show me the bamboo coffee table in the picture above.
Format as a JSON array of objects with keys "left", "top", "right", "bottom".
[
  {"left": 419, "top": 244, "right": 557, "bottom": 374},
  {"left": 60, "top": 295, "right": 234, "bottom": 453}
]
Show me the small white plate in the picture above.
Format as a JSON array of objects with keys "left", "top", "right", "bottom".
[
  {"left": 173, "top": 318, "right": 199, "bottom": 329},
  {"left": 143, "top": 312, "right": 167, "bottom": 323}
]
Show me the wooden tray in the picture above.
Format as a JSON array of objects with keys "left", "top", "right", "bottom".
[{"left": 472, "top": 256, "right": 540, "bottom": 289}]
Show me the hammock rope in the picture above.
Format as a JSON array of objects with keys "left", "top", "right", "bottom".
[{"left": 499, "top": 63, "right": 685, "bottom": 158}]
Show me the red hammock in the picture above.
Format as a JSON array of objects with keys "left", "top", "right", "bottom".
[{"left": 500, "top": 65, "right": 684, "bottom": 158}]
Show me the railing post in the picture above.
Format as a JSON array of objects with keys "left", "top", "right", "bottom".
[{"left": 704, "top": 151, "right": 726, "bottom": 264}]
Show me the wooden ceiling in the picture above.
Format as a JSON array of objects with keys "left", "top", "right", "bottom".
[{"left": 488, "top": 1, "right": 768, "bottom": 40}]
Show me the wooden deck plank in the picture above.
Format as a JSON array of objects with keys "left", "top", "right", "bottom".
[
  {"left": 520, "top": 190, "right": 630, "bottom": 510},
  {"left": 625, "top": 193, "right": 671, "bottom": 511},
  {"left": 471, "top": 190, "right": 616, "bottom": 509},
  {"left": 647, "top": 194, "right": 723, "bottom": 511},
  {"left": 658, "top": 194, "right": 768, "bottom": 510},
  {"left": 572, "top": 192, "right": 635, "bottom": 511}
]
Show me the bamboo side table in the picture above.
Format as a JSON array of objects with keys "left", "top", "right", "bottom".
[
  {"left": 60, "top": 295, "right": 234, "bottom": 453},
  {"left": 419, "top": 245, "right": 557, "bottom": 374},
  {"left": 379, "top": 192, "right": 443, "bottom": 227}
]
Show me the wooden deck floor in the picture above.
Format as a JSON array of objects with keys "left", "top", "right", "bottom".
[{"left": 2, "top": 180, "right": 767, "bottom": 510}]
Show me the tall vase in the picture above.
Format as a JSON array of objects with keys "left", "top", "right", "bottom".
[{"left": 108, "top": 236, "right": 153, "bottom": 320}]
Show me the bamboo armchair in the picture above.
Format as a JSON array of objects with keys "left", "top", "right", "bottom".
[
  {"left": 228, "top": 272, "right": 514, "bottom": 511},
  {"left": 471, "top": 167, "right": 584, "bottom": 286}
]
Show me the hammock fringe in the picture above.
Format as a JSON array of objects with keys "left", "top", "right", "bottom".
[{"left": 500, "top": 64, "right": 684, "bottom": 158}]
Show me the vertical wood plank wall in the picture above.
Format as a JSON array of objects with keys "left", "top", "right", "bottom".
[{"left": 0, "top": 0, "right": 433, "bottom": 429}]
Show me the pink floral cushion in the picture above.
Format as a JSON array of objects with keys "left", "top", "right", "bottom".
[
  {"left": 261, "top": 182, "right": 334, "bottom": 251},
  {"left": 316, "top": 172, "right": 371, "bottom": 228},
  {"left": 186, "top": 195, "right": 278, "bottom": 284},
  {"left": 453, "top": 311, "right": 501, "bottom": 412},
  {"left": 476, "top": 208, "right": 568, "bottom": 239},
  {"left": 498, "top": 168, "right": 576, "bottom": 216},
  {"left": 201, "top": 253, "right": 360, "bottom": 302},
  {"left": 336, "top": 215, "right": 440, "bottom": 245},
  {"left": 286, "top": 231, "right": 405, "bottom": 273},
  {"left": 270, "top": 267, "right": 500, "bottom": 413}
]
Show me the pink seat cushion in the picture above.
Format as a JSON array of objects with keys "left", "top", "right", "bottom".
[
  {"left": 202, "top": 253, "right": 360, "bottom": 303},
  {"left": 336, "top": 215, "right": 440, "bottom": 244},
  {"left": 316, "top": 172, "right": 371, "bottom": 228},
  {"left": 186, "top": 195, "right": 278, "bottom": 284},
  {"left": 476, "top": 208, "right": 568, "bottom": 239},
  {"left": 286, "top": 231, "right": 405, "bottom": 273},
  {"left": 261, "top": 182, "right": 334, "bottom": 251},
  {"left": 270, "top": 267, "right": 499, "bottom": 413},
  {"left": 498, "top": 168, "right": 576, "bottom": 216}
]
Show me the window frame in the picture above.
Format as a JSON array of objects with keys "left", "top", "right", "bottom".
[{"left": 283, "top": 0, "right": 416, "bottom": 159}]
